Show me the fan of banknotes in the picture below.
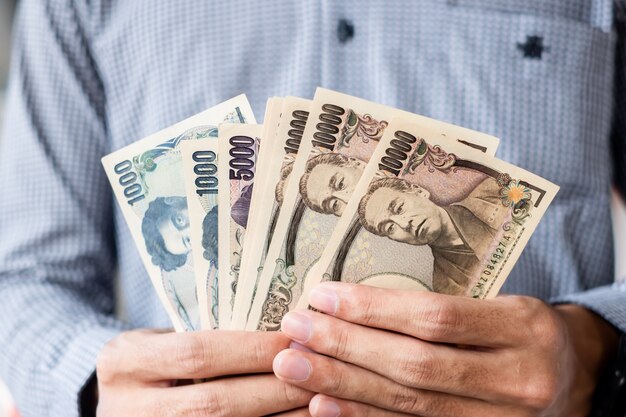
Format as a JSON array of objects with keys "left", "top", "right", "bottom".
[{"left": 102, "top": 88, "right": 559, "bottom": 332}]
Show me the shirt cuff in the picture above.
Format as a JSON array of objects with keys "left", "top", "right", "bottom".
[
  {"left": 49, "top": 321, "right": 128, "bottom": 417},
  {"left": 551, "top": 282, "right": 626, "bottom": 334}
]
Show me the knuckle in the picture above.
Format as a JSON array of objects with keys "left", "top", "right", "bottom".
[
  {"left": 96, "top": 335, "right": 125, "bottom": 384},
  {"left": 279, "top": 380, "right": 307, "bottom": 405},
  {"left": 324, "top": 365, "right": 347, "bottom": 395},
  {"left": 519, "top": 301, "right": 564, "bottom": 347},
  {"left": 340, "top": 400, "right": 370, "bottom": 417},
  {"left": 329, "top": 326, "right": 352, "bottom": 361},
  {"left": 250, "top": 335, "right": 269, "bottom": 366},
  {"left": 188, "top": 389, "right": 227, "bottom": 417},
  {"left": 95, "top": 348, "right": 114, "bottom": 384},
  {"left": 417, "top": 299, "right": 461, "bottom": 340},
  {"left": 387, "top": 385, "right": 421, "bottom": 413},
  {"left": 519, "top": 377, "right": 559, "bottom": 411},
  {"left": 175, "top": 336, "right": 212, "bottom": 376},
  {"left": 402, "top": 390, "right": 447, "bottom": 416},
  {"left": 351, "top": 286, "right": 378, "bottom": 325},
  {"left": 399, "top": 344, "right": 441, "bottom": 388}
]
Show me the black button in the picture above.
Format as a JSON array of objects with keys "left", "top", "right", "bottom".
[
  {"left": 337, "top": 19, "right": 355, "bottom": 43},
  {"left": 517, "top": 35, "right": 548, "bottom": 60}
]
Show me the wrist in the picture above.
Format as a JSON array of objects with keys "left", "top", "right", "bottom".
[{"left": 555, "top": 304, "right": 619, "bottom": 376}]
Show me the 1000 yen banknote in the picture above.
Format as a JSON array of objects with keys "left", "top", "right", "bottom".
[
  {"left": 246, "top": 88, "right": 500, "bottom": 331},
  {"left": 232, "top": 97, "right": 310, "bottom": 330},
  {"left": 299, "top": 117, "right": 558, "bottom": 306},
  {"left": 102, "top": 96, "right": 255, "bottom": 332},
  {"left": 181, "top": 140, "right": 220, "bottom": 329},
  {"left": 218, "top": 123, "right": 262, "bottom": 329}
]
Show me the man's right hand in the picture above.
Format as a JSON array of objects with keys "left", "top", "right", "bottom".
[{"left": 95, "top": 329, "right": 314, "bottom": 416}]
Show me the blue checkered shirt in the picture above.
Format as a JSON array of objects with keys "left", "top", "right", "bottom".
[{"left": 1, "top": 1, "right": 626, "bottom": 416}]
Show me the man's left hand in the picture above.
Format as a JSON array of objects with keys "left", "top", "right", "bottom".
[{"left": 273, "top": 282, "right": 618, "bottom": 417}]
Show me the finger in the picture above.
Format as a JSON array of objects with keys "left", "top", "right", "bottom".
[
  {"left": 99, "top": 330, "right": 292, "bottom": 382},
  {"left": 270, "top": 408, "right": 312, "bottom": 416},
  {"left": 274, "top": 348, "right": 501, "bottom": 416},
  {"left": 280, "top": 311, "right": 512, "bottom": 401},
  {"left": 305, "top": 282, "right": 523, "bottom": 347},
  {"left": 167, "top": 374, "right": 314, "bottom": 417},
  {"left": 309, "top": 394, "right": 414, "bottom": 417}
]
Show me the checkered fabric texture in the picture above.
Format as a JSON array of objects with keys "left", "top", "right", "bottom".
[{"left": 0, "top": 1, "right": 625, "bottom": 416}]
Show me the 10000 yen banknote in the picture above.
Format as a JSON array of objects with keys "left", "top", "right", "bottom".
[
  {"left": 218, "top": 124, "right": 262, "bottom": 329},
  {"left": 102, "top": 96, "right": 255, "bottom": 332},
  {"left": 232, "top": 97, "right": 310, "bottom": 330},
  {"left": 182, "top": 140, "right": 220, "bottom": 329},
  {"left": 300, "top": 117, "right": 558, "bottom": 306},
  {"left": 246, "top": 88, "right": 500, "bottom": 331}
]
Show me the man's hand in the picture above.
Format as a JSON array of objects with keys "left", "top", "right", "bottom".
[
  {"left": 273, "top": 282, "right": 618, "bottom": 417},
  {"left": 96, "top": 329, "right": 314, "bottom": 416}
]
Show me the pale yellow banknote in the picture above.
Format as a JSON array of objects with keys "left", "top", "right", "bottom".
[
  {"left": 247, "top": 88, "right": 500, "bottom": 331},
  {"left": 102, "top": 96, "right": 255, "bottom": 332},
  {"left": 299, "top": 117, "right": 558, "bottom": 306},
  {"left": 181, "top": 140, "right": 220, "bottom": 329},
  {"left": 231, "top": 97, "right": 287, "bottom": 329},
  {"left": 218, "top": 123, "right": 262, "bottom": 329},
  {"left": 232, "top": 97, "right": 310, "bottom": 330}
]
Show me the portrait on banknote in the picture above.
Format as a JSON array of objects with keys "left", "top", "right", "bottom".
[
  {"left": 132, "top": 126, "right": 220, "bottom": 330},
  {"left": 255, "top": 107, "right": 385, "bottom": 330},
  {"left": 356, "top": 176, "right": 508, "bottom": 295},
  {"left": 311, "top": 119, "right": 557, "bottom": 301},
  {"left": 247, "top": 89, "right": 501, "bottom": 331},
  {"left": 299, "top": 152, "right": 367, "bottom": 217},
  {"left": 103, "top": 96, "right": 254, "bottom": 331}
]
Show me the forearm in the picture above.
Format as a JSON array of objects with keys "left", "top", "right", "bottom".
[
  {"left": 556, "top": 305, "right": 619, "bottom": 378},
  {"left": 554, "top": 304, "right": 620, "bottom": 413}
]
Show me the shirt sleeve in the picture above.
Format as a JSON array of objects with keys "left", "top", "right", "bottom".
[{"left": 0, "top": 1, "right": 129, "bottom": 416}]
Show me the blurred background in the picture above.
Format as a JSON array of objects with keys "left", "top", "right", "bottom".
[
  {"left": 0, "top": 0, "right": 14, "bottom": 128},
  {"left": 0, "top": 1, "right": 624, "bottom": 416},
  {"left": 0, "top": 3, "right": 17, "bottom": 417}
]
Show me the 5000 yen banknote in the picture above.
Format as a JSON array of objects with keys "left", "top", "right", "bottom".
[
  {"left": 182, "top": 140, "right": 220, "bottom": 329},
  {"left": 300, "top": 117, "right": 558, "bottom": 306},
  {"left": 102, "top": 96, "right": 255, "bottom": 332},
  {"left": 232, "top": 97, "right": 309, "bottom": 330},
  {"left": 218, "top": 124, "right": 262, "bottom": 329},
  {"left": 231, "top": 97, "right": 285, "bottom": 329},
  {"left": 247, "top": 88, "right": 500, "bottom": 331}
]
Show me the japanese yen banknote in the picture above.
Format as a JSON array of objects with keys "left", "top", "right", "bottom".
[
  {"left": 246, "top": 88, "right": 500, "bottom": 331},
  {"left": 299, "top": 117, "right": 559, "bottom": 308},
  {"left": 231, "top": 98, "right": 286, "bottom": 329},
  {"left": 181, "top": 139, "right": 220, "bottom": 329},
  {"left": 101, "top": 88, "right": 559, "bottom": 334},
  {"left": 102, "top": 96, "right": 255, "bottom": 332},
  {"left": 217, "top": 123, "right": 262, "bottom": 329}
]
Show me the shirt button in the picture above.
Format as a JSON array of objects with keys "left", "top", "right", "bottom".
[{"left": 337, "top": 19, "right": 355, "bottom": 43}]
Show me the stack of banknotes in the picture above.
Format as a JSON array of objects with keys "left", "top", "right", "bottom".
[{"left": 102, "top": 88, "right": 559, "bottom": 332}]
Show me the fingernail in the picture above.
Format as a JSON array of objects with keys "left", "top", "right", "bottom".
[
  {"left": 281, "top": 312, "right": 312, "bottom": 343},
  {"left": 309, "top": 285, "right": 339, "bottom": 314},
  {"left": 310, "top": 395, "right": 341, "bottom": 417},
  {"left": 273, "top": 351, "right": 311, "bottom": 381},
  {"left": 290, "top": 341, "right": 314, "bottom": 353}
]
